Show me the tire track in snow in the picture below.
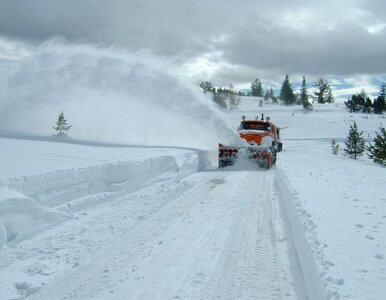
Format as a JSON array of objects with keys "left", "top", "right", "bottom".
[
  {"left": 29, "top": 170, "right": 297, "bottom": 300},
  {"left": 199, "top": 172, "right": 286, "bottom": 300}
]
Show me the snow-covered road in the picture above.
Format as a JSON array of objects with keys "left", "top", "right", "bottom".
[{"left": 1, "top": 166, "right": 299, "bottom": 299}]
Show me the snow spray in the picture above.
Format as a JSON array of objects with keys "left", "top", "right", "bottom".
[{"left": 0, "top": 39, "right": 239, "bottom": 150}]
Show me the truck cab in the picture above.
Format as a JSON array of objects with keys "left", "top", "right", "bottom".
[{"left": 238, "top": 116, "right": 282, "bottom": 152}]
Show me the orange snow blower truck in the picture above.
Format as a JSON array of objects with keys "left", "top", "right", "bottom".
[{"left": 218, "top": 114, "right": 282, "bottom": 169}]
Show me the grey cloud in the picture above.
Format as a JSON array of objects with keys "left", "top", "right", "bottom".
[
  {"left": 221, "top": 19, "right": 386, "bottom": 77},
  {"left": 0, "top": 0, "right": 385, "bottom": 83},
  {"left": 0, "top": 0, "right": 231, "bottom": 56},
  {"left": 0, "top": 1, "right": 109, "bottom": 42},
  {"left": 362, "top": 0, "right": 386, "bottom": 20}
]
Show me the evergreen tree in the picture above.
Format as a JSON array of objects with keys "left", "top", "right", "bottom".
[
  {"left": 344, "top": 121, "right": 365, "bottom": 159},
  {"left": 345, "top": 90, "right": 368, "bottom": 113},
  {"left": 294, "top": 92, "right": 301, "bottom": 105},
  {"left": 331, "top": 138, "right": 340, "bottom": 155},
  {"left": 367, "top": 124, "right": 386, "bottom": 166},
  {"left": 300, "top": 76, "right": 312, "bottom": 110},
  {"left": 359, "top": 89, "right": 372, "bottom": 113},
  {"left": 251, "top": 78, "right": 263, "bottom": 97},
  {"left": 279, "top": 75, "right": 296, "bottom": 105},
  {"left": 213, "top": 87, "right": 228, "bottom": 108},
  {"left": 380, "top": 82, "right": 386, "bottom": 98},
  {"left": 326, "top": 88, "right": 335, "bottom": 103},
  {"left": 199, "top": 82, "right": 239, "bottom": 109},
  {"left": 363, "top": 97, "right": 373, "bottom": 113},
  {"left": 211, "top": 86, "right": 240, "bottom": 109},
  {"left": 199, "top": 81, "right": 214, "bottom": 93},
  {"left": 227, "top": 84, "right": 240, "bottom": 109},
  {"left": 313, "top": 78, "right": 334, "bottom": 103},
  {"left": 373, "top": 82, "right": 385, "bottom": 114},
  {"left": 373, "top": 96, "right": 385, "bottom": 114},
  {"left": 268, "top": 87, "right": 277, "bottom": 103},
  {"left": 53, "top": 111, "right": 72, "bottom": 135},
  {"left": 264, "top": 89, "right": 270, "bottom": 100}
]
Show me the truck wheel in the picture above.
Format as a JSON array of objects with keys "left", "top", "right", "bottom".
[{"left": 264, "top": 159, "right": 271, "bottom": 169}]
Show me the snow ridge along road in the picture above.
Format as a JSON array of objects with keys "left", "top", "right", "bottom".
[{"left": 28, "top": 169, "right": 297, "bottom": 300}]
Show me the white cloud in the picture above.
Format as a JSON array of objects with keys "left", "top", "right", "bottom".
[
  {"left": 0, "top": 36, "right": 33, "bottom": 61},
  {"left": 331, "top": 75, "right": 380, "bottom": 102},
  {"left": 367, "top": 23, "right": 386, "bottom": 34}
]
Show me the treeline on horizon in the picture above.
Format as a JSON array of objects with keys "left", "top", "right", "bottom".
[{"left": 200, "top": 75, "right": 386, "bottom": 114}]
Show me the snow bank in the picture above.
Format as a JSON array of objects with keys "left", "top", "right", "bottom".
[
  {"left": 0, "top": 150, "right": 200, "bottom": 250},
  {"left": 0, "top": 39, "right": 239, "bottom": 149},
  {"left": 275, "top": 170, "right": 325, "bottom": 300},
  {"left": 0, "top": 186, "right": 68, "bottom": 249},
  {"left": 278, "top": 142, "right": 386, "bottom": 300}
]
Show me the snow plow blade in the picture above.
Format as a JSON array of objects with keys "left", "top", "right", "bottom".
[{"left": 218, "top": 144, "right": 275, "bottom": 169}]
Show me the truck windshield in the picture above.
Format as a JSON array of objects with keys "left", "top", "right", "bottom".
[{"left": 241, "top": 122, "right": 269, "bottom": 131}]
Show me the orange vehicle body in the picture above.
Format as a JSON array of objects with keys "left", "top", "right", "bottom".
[
  {"left": 218, "top": 115, "right": 282, "bottom": 169},
  {"left": 238, "top": 119, "right": 282, "bottom": 150}
]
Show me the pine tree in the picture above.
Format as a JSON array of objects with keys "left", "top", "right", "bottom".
[
  {"left": 373, "top": 82, "right": 385, "bottom": 114},
  {"left": 347, "top": 89, "right": 372, "bottom": 113},
  {"left": 331, "top": 138, "right": 340, "bottom": 155},
  {"left": 357, "top": 89, "right": 371, "bottom": 113},
  {"left": 380, "top": 82, "right": 386, "bottom": 99},
  {"left": 268, "top": 87, "right": 277, "bottom": 103},
  {"left": 373, "top": 96, "right": 385, "bottom": 114},
  {"left": 300, "top": 76, "right": 312, "bottom": 110},
  {"left": 344, "top": 121, "right": 365, "bottom": 159},
  {"left": 326, "top": 88, "right": 335, "bottom": 103},
  {"left": 227, "top": 84, "right": 240, "bottom": 109},
  {"left": 213, "top": 87, "right": 227, "bottom": 108},
  {"left": 367, "top": 124, "right": 386, "bottom": 166},
  {"left": 313, "top": 78, "right": 334, "bottom": 103},
  {"left": 199, "top": 81, "right": 214, "bottom": 93},
  {"left": 211, "top": 86, "right": 240, "bottom": 109},
  {"left": 251, "top": 78, "right": 263, "bottom": 97},
  {"left": 346, "top": 94, "right": 362, "bottom": 112},
  {"left": 53, "top": 111, "right": 72, "bottom": 135},
  {"left": 264, "top": 89, "right": 270, "bottom": 100},
  {"left": 363, "top": 97, "right": 373, "bottom": 113},
  {"left": 279, "top": 75, "right": 296, "bottom": 105}
]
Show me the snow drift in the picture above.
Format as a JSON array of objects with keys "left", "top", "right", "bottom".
[
  {"left": 0, "top": 149, "right": 200, "bottom": 250},
  {"left": 0, "top": 39, "right": 239, "bottom": 149}
]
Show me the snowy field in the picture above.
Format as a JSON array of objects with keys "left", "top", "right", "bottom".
[
  {"left": 0, "top": 100, "right": 384, "bottom": 299},
  {"left": 0, "top": 44, "right": 385, "bottom": 299}
]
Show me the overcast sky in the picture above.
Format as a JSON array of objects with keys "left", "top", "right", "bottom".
[{"left": 0, "top": 0, "right": 386, "bottom": 94}]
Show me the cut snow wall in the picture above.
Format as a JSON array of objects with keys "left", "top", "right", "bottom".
[
  {"left": 0, "top": 186, "right": 68, "bottom": 250},
  {"left": 275, "top": 168, "right": 326, "bottom": 300},
  {"left": 0, "top": 152, "right": 200, "bottom": 249},
  {"left": 7, "top": 156, "right": 180, "bottom": 209}
]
